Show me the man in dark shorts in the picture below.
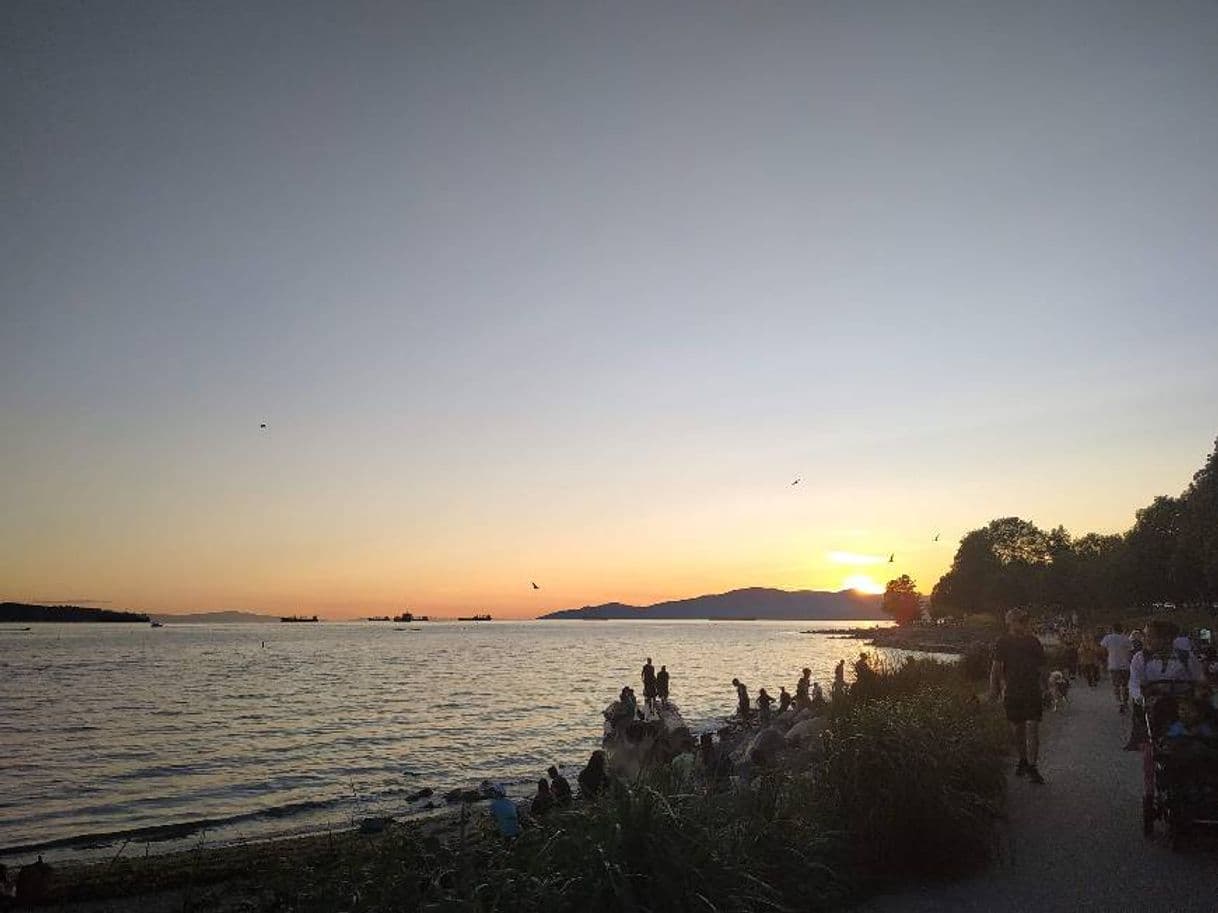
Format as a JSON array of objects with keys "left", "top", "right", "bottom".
[{"left": 989, "top": 608, "right": 1047, "bottom": 784}]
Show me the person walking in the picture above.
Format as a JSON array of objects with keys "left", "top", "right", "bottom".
[
  {"left": 989, "top": 608, "right": 1047, "bottom": 785},
  {"left": 1101, "top": 623, "right": 1134, "bottom": 714},
  {"left": 1078, "top": 633, "right": 1101, "bottom": 687}
]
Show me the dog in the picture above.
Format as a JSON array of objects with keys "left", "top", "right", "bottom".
[{"left": 1048, "top": 670, "right": 1071, "bottom": 711}]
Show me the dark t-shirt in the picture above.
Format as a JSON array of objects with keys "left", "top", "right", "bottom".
[{"left": 994, "top": 633, "right": 1044, "bottom": 697}]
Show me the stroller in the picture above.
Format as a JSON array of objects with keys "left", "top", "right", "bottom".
[{"left": 1141, "top": 680, "right": 1218, "bottom": 847}]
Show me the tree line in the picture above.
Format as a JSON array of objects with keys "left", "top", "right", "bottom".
[{"left": 882, "top": 434, "right": 1218, "bottom": 622}]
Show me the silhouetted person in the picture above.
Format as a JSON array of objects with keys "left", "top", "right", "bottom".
[
  {"left": 657, "top": 664, "right": 670, "bottom": 707},
  {"left": 832, "top": 660, "right": 846, "bottom": 701},
  {"left": 531, "top": 778, "right": 554, "bottom": 817},
  {"left": 794, "top": 668, "right": 812, "bottom": 710},
  {"left": 732, "top": 678, "right": 751, "bottom": 720},
  {"left": 488, "top": 785, "right": 520, "bottom": 840},
  {"left": 642, "top": 657, "right": 657, "bottom": 711},
  {"left": 811, "top": 682, "right": 827, "bottom": 712},
  {"left": 699, "top": 732, "right": 731, "bottom": 786},
  {"left": 578, "top": 750, "right": 610, "bottom": 799},
  {"left": 547, "top": 765, "right": 572, "bottom": 804},
  {"left": 16, "top": 855, "right": 52, "bottom": 905},
  {"left": 757, "top": 688, "right": 774, "bottom": 723},
  {"left": 853, "top": 652, "right": 876, "bottom": 696},
  {"left": 618, "top": 686, "right": 637, "bottom": 722},
  {"left": 778, "top": 686, "right": 792, "bottom": 714}
]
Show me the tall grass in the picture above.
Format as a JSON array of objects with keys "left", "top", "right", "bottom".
[{"left": 246, "top": 657, "right": 1007, "bottom": 912}]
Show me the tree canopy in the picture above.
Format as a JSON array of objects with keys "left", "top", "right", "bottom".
[
  {"left": 881, "top": 574, "right": 922, "bottom": 625},
  {"left": 930, "top": 435, "right": 1218, "bottom": 617}
]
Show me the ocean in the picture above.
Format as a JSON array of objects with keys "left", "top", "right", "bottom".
[{"left": 0, "top": 619, "right": 891, "bottom": 863}]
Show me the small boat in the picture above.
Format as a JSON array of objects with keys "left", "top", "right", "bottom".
[
  {"left": 366, "top": 616, "right": 391, "bottom": 621},
  {"left": 457, "top": 614, "right": 492, "bottom": 622},
  {"left": 150, "top": 621, "right": 164, "bottom": 628},
  {"left": 280, "top": 615, "right": 319, "bottom": 623}
]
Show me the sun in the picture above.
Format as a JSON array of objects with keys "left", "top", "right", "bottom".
[{"left": 843, "top": 574, "right": 885, "bottom": 595}]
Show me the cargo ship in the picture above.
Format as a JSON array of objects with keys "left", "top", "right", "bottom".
[
  {"left": 280, "top": 615, "right": 319, "bottom": 623},
  {"left": 457, "top": 614, "right": 492, "bottom": 622}
]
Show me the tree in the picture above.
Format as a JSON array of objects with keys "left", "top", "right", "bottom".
[{"left": 882, "top": 574, "right": 922, "bottom": 625}]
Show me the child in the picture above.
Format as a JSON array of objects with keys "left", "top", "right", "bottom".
[{"left": 1166, "top": 697, "right": 1216, "bottom": 741}]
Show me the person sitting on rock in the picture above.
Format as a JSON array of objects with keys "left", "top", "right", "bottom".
[
  {"left": 657, "top": 664, "right": 670, "bottom": 708},
  {"left": 618, "top": 686, "right": 638, "bottom": 723},
  {"left": 810, "top": 682, "right": 827, "bottom": 712},
  {"left": 757, "top": 688, "right": 775, "bottom": 723},
  {"left": 487, "top": 786, "right": 520, "bottom": 842},
  {"left": 778, "top": 686, "right": 792, "bottom": 714},
  {"left": 547, "top": 765, "right": 572, "bottom": 804},
  {"left": 698, "top": 732, "right": 731, "bottom": 786},
  {"left": 732, "top": 678, "right": 751, "bottom": 720},
  {"left": 531, "top": 778, "right": 554, "bottom": 817},
  {"left": 578, "top": 750, "right": 610, "bottom": 799}
]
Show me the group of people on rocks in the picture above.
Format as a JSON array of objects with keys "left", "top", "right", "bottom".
[
  {"left": 732, "top": 664, "right": 835, "bottom": 724},
  {"left": 614, "top": 657, "right": 673, "bottom": 722},
  {"left": 493, "top": 754, "right": 612, "bottom": 839}
]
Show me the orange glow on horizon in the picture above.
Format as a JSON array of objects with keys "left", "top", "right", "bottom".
[{"left": 842, "top": 574, "right": 885, "bottom": 595}]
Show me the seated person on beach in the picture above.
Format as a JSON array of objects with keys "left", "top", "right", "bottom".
[
  {"left": 488, "top": 785, "right": 520, "bottom": 840},
  {"left": 530, "top": 778, "right": 554, "bottom": 817},
  {"left": 547, "top": 765, "right": 572, "bottom": 804},
  {"left": 578, "top": 749, "right": 610, "bottom": 799}
]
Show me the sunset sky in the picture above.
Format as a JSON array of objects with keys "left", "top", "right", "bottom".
[{"left": 4, "top": 2, "right": 1217, "bottom": 618}]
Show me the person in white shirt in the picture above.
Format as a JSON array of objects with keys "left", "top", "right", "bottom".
[
  {"left": 1100, "top": 623, "right": 1134, "bottom": 714},
  {"left": 1131, "top": 621, "right": 1205, "bottom": 709}
]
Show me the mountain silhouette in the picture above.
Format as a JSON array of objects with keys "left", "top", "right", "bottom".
[{"left": 539, "top": 587, "right": 883, "bottom": 621}]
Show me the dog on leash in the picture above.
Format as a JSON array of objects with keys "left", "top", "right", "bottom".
[{"left": 1047, "top": 670, "right": 1071, "bottom": 711}]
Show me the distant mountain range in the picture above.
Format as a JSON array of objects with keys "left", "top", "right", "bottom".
[
  {"left": 0, "top": 602, "right": 150, "bottom": 623},
  {"left": 539, "top": 587, "right": 885, "bottom": 621},
  {"left": 150, "top": 611, "right": 282, "bottom": 624}
]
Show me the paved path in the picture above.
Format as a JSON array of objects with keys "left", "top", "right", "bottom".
[{"left": 857, "top": 679, "right": 1216, "bottom": 913}]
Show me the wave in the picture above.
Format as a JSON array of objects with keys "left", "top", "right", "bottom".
[{"left": 0, "top": 797, "right": 344, "bottom": 857}]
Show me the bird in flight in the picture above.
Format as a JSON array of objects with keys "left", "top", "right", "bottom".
[
  {"left": 933, "top": 532, "right": 940, "bottom": 542},
  {"left": 259, "top": 423, "right": 268, "bottom": 430},
  {"left": 888, "top": 553, "right": 895, "bottom": 563},
  {"left": 791, "top": 477, "right": 801, "bottom": 486},
  {"left": 531, "top": 581, "right": 540, "bottom": 590}
]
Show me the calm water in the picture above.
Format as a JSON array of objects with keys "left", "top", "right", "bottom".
[{"left": 0, "top": 620, "right": 890, "bottom": 862}]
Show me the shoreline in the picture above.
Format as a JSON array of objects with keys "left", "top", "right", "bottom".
[{"left": 808, "top": 623, "right": 998, "bottom": 655}]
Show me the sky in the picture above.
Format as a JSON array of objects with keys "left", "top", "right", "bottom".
[{"left": 3, "top": 1, "right": 1217, "bottom": 619}]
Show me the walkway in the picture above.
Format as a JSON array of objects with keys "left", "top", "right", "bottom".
[{"left": 857, "top": 677, "right": 1215, "bottom": 913}]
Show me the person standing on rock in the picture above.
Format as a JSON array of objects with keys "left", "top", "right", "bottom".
[
  {"left": 757, "top": 688, "right": 775, "bottom": 723},
  {"left": 732, "top": 678, "right": 751, "bottom": 720},
  {"left": 794, "top": 668, "right": 812, "bottom": 710},
  {"left": 642, "top": 658, "right": 657, "bottom": 712},
  {"left": 1101, "top": 623, "right": 1134, "bottom": 714},
  {"left": 778, "top": 686, "right": 792, "bottom": 714},
  {"left": 990, "top": 608, "right": 1047, "bottom": 785},
  {"left": 656, "top": 664, "right": 670, "bottom": 708}
]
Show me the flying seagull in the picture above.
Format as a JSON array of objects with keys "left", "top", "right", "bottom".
[
  {"left": 259, "top": 423, "right": 268, "bottom": 430},
  {"left": 531, "top": 581, "right": 540, "bottom": 590},
  {"left": 791, "top": 477, "right": 801, "bottom": 486},
  {"left": 889, "top": 553, "right": 895, "bottom": 563},
  {"left": 933, "top": 532, "right": 940, "bottom": 542}
]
